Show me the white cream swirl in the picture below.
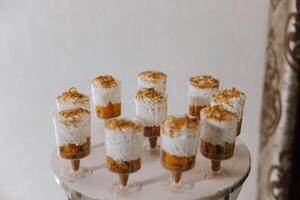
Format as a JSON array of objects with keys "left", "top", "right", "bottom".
[
  {"left": 91, "top": 82, "right": 121, "bottom": 106},
  {"left": 138, "top": 76, "right": 166, "bottom": 94},
  {"left": 188, "top": 84, "right": 218, "bottom": 106}
]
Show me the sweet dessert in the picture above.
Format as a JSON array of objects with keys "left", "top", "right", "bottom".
[
  {"left": 56, "top": 87, "right": 90, "bottom": 110},
  {"left": 54, "top": 107, "right": 91, "bottom": 171},
  {"left": 188, "top": 75, "right": 219, "bottom": 118},
  {"left": 138, "top": 70, "right": 167, "bottom": 94},
  {"left": 135, "top": 88, "right": 167, "bottom": 149},
  {"left": 161, "top": 115, "right": 199, "bottom": 184},
  {"left": 200, "top": 105, "right": 238, "bottom": 173},
  {"left": 211, "top": 87, "right": 246, "bottom": 136},
  {"left": 105, "top": 118, "right": 143, "bottom": 187},
  {"left": 91, "top": 75, "right": 121, "bottom": 119}
]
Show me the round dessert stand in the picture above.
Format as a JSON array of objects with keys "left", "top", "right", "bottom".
[{"left": 51, "top": 122, "right": 251, "bottom": 200}]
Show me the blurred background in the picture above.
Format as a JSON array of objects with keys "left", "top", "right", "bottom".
[{"left": 0, "top": 0, "right": 269, "bottom": 199}]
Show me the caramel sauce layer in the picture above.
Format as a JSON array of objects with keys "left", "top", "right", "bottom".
[
  {"left": 59, "top": 137, "right": 91, "bottom": 160},
  {"left": 200, "top": 139, "right": 235, "bottom": 160},
  {"left": 95, "top": 102, "right": 121, "bottom": 119},
  {"left": 161, "top": 150, "right": 196, "bottom": 172},
  {"left": 106, "top": 156, "right": 141, "bottom": 174}
]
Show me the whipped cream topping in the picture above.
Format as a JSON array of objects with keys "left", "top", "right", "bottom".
[
  {"left": 91, "top": 82, "right": 121, "bottom": 106},
  {"left": 135, "top": 88, "right": 167, "bottom": 126},
  {"left": 105, "top": 126, "right": 143, "bottom": 161},
  {"left": 188, "top": 84, "right": 218, "bottom": 106},
  {"left": 56, "top": 87, "right": 90, "bottom": 110},
  {"left": 200, "top": 107, "right": 238, "bottom": 145},
  {"left": 161, "top": 115, "right": 200, "bottom": 157},
  {"left": 211, "top": 88, "right": 246, "bottom": 120},
  {"left": 54, "top": 108, "right": 91, "bottom": 146},
  {"left": 138, "top": 71, "right": 167, "bottom": 94},
  {"left": 161, "top": 128, "right": 199, "bottom": 157}
]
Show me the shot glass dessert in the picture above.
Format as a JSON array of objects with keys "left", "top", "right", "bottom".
[
  {"left": 138, "top": 70, "right": 167, "bottom": 94},
  {"left": 105, "top": 118, "right": 143, "bottom": 196},
  {"left": 56, "top": 87, "right": 90, "bottom": 110},
  {"left": 53, "top": 107, "right": 91, "bottom": 181},
  {"left": 211, "top": 87, "right": 246, "bottom": 136},
  {"left": 161, "top": 115, "right": 200, "bottom": 192},
  {"left": 188, "top": 75, "right": 219, "bottom": 118},
  {"left": 91, "top": 75, "right": 121, "bottom": 119},
  {"left": 135, "top": 88, "right": 167, "bottom": 151},
  {"left": 200, "top": 105, "right": 238, "bottom": 174}
]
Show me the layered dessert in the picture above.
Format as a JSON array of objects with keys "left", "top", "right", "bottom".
[
  {"left": 105, "top": 118, "right": 143, "bottom": 187},
  {"left": 211, "top": 87, "right": 246, "bottom": 136},
  {"left": 56, "top": 87, "right": 90, "bottom": 110},
  {"left": 188, "top": 75, "right": 219, "bottom": 118},
  {"left": 91, "top": 75, "right": 121, "bottom": 119},
  {"left": 200, "top": 105, "right": 238, "bottom": 172},
  {"left": 138, "top": 70, "right": 167, "bottom": 94},
  {"left": 135, "top": 88, "right": 167, "bottom": 149},
  {"left": 161, "top": 115, "right": 199, "bottom": 183},
  {"left": 54, "top": 107, "right": 91, "bottom": 171}
]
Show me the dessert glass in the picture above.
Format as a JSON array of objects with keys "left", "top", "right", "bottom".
[
  {"left": 211, "top": 87, "right": 246, "bottom": 136},
  {"left": 53, "top": 107, "right": 91, "bottom": 182},
  {"left": 104, "top": 118, "right": 143, "bottom": 196},
  {"left": 138, "top": 70, "right": 167, "bottom": 94},
  {"left": 91, "top": 75, "right": 121, "bottom": 119},
  {"left": 160, "top": 115, "right": 200, "bottom": 192},
  {"left": 188, "top": 75, "right": 219, "bottom": 118},
  {"left": 200, "top": 105, "right": 238, "bottom": 175},
  {"left": 56, "top": 87, "right": 90, "bottom": 110},
  {"left": 135, "top": 88, "right": 167, "bottom": 153}
]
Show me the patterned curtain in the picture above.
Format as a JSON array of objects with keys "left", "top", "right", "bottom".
[{"left": 258, "top": 0, "right": 300, "bottom": 200}]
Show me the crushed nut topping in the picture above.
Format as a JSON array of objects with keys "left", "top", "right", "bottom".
[
  {"left": 201, "top": 105, "right": 237, "bottom": 121},
  {"left": 162, "top": 114, "right": 199, "bottom": 136},
  {"left": 138, "top": 71, "right": 166, "bottom": 80},
  {"left": 105, "top": 118, "right": 142, "bottom": 131},
  {"left": 213, "top": 87, "right": 245, "bottom": 103},
  {"left": 189, "top": 75, "right": 219, "bottom": 89},
  {"left": 136, "top": 88, "right": 165, "bottom": 103},
  {"left": 58, "top": 107, "right": 90, "bottom": 118},
  {"left": 57, "top": 87, "right": 89, "bottom": 103},
  {"left": 92, "top": 75, "right": 118, "bottom": 88}
]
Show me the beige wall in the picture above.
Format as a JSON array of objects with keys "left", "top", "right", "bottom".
[{"left": 0, "top": 0, "right": 269, "bottom": 199}]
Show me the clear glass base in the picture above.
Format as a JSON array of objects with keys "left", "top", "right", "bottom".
[
  {"left": 61, "top": 167, "right": 92, "bottom": 183},
  {"left": 202, "top": 165, "right": 231, "bottom": 179},
  {"left": 162, "top": 178, "right": 194, "bottom": 193},
  {"left": 143, "top": 144, "right": 160, "bottom": 155},
  {"left": 111, "top": 180, "right": 141, "bottom": 197}
]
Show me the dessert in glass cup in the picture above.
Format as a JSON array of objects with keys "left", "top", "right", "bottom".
[
  {"left": 91, "top": 75, "right": 121, "bottom": 119},
  {"left": 135, "top": 88, "right": 167, "bottom": 152},
  {"left": 188, "top": 75, "right": 219, "bottom": 118},
  {"left": 160, "top": 115, "right": 200, "bottom": 192},
  {"left": 104, "top": 118, "right": 143, "bottom": 196},
  {"left": 211, "top": 87, "right": 246, "bottom": 136},
  {"left": 138, "top": 70, "right": 167, "bottom": 94},
  {"left": 53, "top": 107, "right": 91, "bottom": 181},
  {"left": 56, "top": 87, "right": 90, "bottom": 110},
  {"left": 200, "top": 105, "right": 238, "bottom": 174}
]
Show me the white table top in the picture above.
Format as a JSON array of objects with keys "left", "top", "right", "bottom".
[{"left": 51, "top": 121, "right": 251, "bottom": 200}]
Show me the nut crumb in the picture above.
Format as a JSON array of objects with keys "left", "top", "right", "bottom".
[
  {"left": 201, "top": 105, "right": 236, "bottom": 121},
  {"left": 92, "top": 75, "right": 118, "bottom": 88},
  {"left": 136, "top": 88, "right": 165, "bottom": 103},
  {"left": 57, "top": 87, "right": 89, "bottom": 103},
  {"left": 105, "top": 118, "right": 142, "bottom": 131},
  {"left": 189, "top": 75, "right": 219, "bottom": 89},
  {"left": 58, "top": 107, "right": 89, "bottom": 118},
  {"left": 213, "top": 87, "right": 245, "bottom": 103},
  {"left": 138, "top": 71, "right": 166, "bottom": 80},
  {"left": 162, "top": 114, "right": 199, "bottom": 136}
]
